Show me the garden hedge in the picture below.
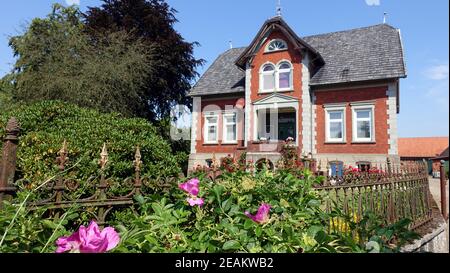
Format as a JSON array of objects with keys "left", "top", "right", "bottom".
[{"left": 0, "top": 100, "right": 183, "bottom": 184}]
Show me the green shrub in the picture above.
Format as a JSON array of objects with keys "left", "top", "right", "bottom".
[
  {"left": 0, "top": 100, "right": 182, "bottom": 184},
  {"left": 114, "top": 170, "right": 363, "bottom": 253}
]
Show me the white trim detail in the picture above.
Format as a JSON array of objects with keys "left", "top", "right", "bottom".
[
  {"left": 203, "top": 111, "right": 219, "bottom": 144},
  {"left": 387, "top": 83, "right": 399, "bottom": 155},
  {"left": 259, "top": 62, "right": 276, "bottom": 92},
  {"left": 301, "top": 54, "right": 312, "bottom": 154},
  {"left": 276, "top": 60, "right": 294, "bottom": 91},
  {"left": 264, "top": 39, "right": 288, "bottom": 53},
  {"left": 351, "top": 104, "right": 376, "bottom": 143},
  {"left": 259, "top": 60, "right": 294, "bottom": 94},
  {"left": 190, "top": 96, "right": 201, "bottom": 154},
  {"left": 253, "top": 93, "right": 299, "bottom": 106},
  {"left": 312, "top": 94, "right": 317, "bottom": 154},
  {"left": 222, "top": 111, "right": 238, "bottom": 144},
  {"left": 252, "top": 94, "right": 299, "bottom": 146},
  {"left": 245, "top": 64, "right": 252, "bottom": 147},
  {"left": 324, "top": 105, "right": 346, "bottom": 143}
]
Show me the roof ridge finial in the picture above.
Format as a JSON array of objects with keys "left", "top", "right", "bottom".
[
  {"left": 276, "top": 0, "right": 282, "bottom": 17},
  {"left": 383, "top": 11, "right": 388, "bottom": 24}
]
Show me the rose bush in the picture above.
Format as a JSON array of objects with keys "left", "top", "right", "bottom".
[{"left": 0, "top": 165, "right": 418, "bottom": 253}]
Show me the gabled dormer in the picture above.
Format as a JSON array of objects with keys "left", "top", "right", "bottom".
[{"left": 235, "top": 16, "right": 324, "bottom": 70}]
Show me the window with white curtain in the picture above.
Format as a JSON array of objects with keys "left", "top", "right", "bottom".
[
  {"left": 223, "top": 112, "right": 237, "bottom": 143},
  {"left": 260, "top": 64, "right": 275, "bottom": 92},
  {"left": 352, "top": 106, "right": 375, "bottom": 142},
  {"left": 277, "top": 62, "right": 292, "bottom": 90},
  {"left": 204, "top": 113, "right": 218, "bottom": 143},
  {"left": 325, "top": 107, "right": 345, "bottom": 142}
]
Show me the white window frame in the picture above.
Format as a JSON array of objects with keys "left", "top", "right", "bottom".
[
  {"left": 276, "top": 61, "right": 293, "bottom": 91},
  {"left": 203, "top": 112, "right": 219, "bottom": 144},
  {"left": 352, "top": 105, "right": 375, "bottom": 143},
  {"left": 259, "top": 63, "right": 276, "bottom": 93},
  {"left": 265, "top": 39, "right": 288, "bottom": 53},
  {"left": 222, "top": 111, "right": 238, "bottom": 144},
  {"left": 325, "top": 106, "right": 346, "bottom": 143}
]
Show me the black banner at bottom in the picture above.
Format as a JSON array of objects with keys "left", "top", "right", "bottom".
[{"left": 0, "top": 252, "right": 446, "bottom": 272}]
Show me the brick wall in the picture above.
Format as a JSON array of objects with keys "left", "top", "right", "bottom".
[
  {"left": 315, "top": 86, "right": 390, "bottom": 154},
  {"left": 195, "top": 97, "right": 245, "bottom": 154},
  {"left": 248, "top": 30, "right": 304, "bottom": 149}
]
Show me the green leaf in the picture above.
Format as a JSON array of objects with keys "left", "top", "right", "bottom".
[
  {"left": 244, "top": 219, "right": 253, "bottom": 230},
  {"left": 223, "top": 240, "right": 241, "bottom": 250},
  {"left": 385, "top": 230, "right": 394, "bottom": 240},
  {"left": 307, "top": 199, "right": 321, "bottom": 207},
  {"left": 221, "top": 198, "right": 232, "bottom": 212},
  {"left": 255, "top": 226, "right": 262, "bottom": 237},
  {"left": 315, "top": 230, "right": 329, "bottom": 244},
  {"left": 42, "top": 219, "right": 58, "bottom": 229},
  {"left": 134, "top": 195, "right": 145, "bottom": 204},
  {"left": 307, "top": 225, "right": 323, "bottom": 237}
]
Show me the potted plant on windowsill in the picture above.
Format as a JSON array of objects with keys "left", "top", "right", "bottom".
[{"left": 256, "top": 137, "right": 269, "bottom": 144}]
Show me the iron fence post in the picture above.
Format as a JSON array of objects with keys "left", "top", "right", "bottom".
[{"left": 439, "top": 160, "right": 448, "bottom": 220}]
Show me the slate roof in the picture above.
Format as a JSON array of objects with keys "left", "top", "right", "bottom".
[
  {"left": 189, "top": 24, "right": 407, "bottom": 96},
  {"left": 189, "top": 47, "right": 246, "bottom": 96},
  {"left": 398, "top": 137, "right": 449, "bottom": 158},
  {"left": 303, "top": 24, "right": 407, "bottom": 86}
]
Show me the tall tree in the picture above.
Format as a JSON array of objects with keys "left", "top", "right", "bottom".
[
  {"left": 9, "top": 4, "right": 154, "bottom": 117},
  {"left": 0, "top": 74, "right": 14, "bottom": 111},
  {"left": 84, "top": 0, "right": 204, "bottom": 121}
]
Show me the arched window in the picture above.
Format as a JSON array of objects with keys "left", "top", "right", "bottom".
[
  {"left": 260, "top": 63, "right": 275, "bottom": 91},
  {"left": 266, "top": 39, "right": 288, "bottom": 52},
  {"left": 277, "top": 61, "right": 292, "bottom": 90}
]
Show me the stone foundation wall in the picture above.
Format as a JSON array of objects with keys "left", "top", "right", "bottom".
[
  {"left": 401, "top": 222, "right": 449, "bottom": 253},
  {"left": 314, "top": 153, "right": 400, "bottom": 171}
]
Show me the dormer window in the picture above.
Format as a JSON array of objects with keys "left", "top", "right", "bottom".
[{"left": 266, "top": 39, "right": 288, "bottom": 52}]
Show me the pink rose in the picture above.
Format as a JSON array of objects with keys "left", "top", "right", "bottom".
[{"left": 56, "top": 221, "right": 120, "bottom": 253}]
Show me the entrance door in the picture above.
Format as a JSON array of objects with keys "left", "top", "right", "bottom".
[{"left": 278, "top": 112, "right": 296, "bottom": 141}]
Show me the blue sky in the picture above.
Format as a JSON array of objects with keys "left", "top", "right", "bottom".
[{"left": 0, "top": 0, "right": 448, "bottom": 137}]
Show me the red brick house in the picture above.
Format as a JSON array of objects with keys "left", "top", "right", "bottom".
[{"left": 188, "top": 16, "right": 406, "bottom": 174}]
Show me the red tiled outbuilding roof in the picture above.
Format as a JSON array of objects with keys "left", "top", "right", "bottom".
[{"left": 398, "top": 137, "right": 449, "bottom": 158}]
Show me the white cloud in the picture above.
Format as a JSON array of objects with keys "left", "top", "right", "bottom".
[
  {"left": 425, "top": 81, "right": 449, "bottom": 112},
  {"left": 424, "top": 64, "right": 449, "bottom": 80},
  {"left": 65, "top": 0, "right": 80, "bottom": 6},
  {"left": 365, "top": 0, "right": 380, "bottom": 6}
]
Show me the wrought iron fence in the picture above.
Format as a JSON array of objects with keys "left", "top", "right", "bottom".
[
  {"left": 315, "top": 160, "right": 432, "bottom": 230},
  {"left": 0, "top": 118, "right": 179, "bottom": 224},
  {"left": 0, "top": 117, "right": 434, "bottom": 229}
]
